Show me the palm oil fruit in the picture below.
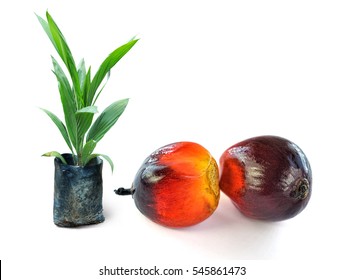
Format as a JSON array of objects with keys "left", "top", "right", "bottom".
[
  {"left": 127, "top": 142, "right": 220, "bottom": 227},
  {"left": 219, "top": 135, "right": 312, "bottom": 221}
]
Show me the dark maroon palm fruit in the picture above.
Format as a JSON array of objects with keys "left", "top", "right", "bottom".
[{"left": 219, "top": 135, "right": 312, "bottom": 221}]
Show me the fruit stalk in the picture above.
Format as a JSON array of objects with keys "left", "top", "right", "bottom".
[{"left": 114, "top": 187, "right": 135, "bottom": 196}]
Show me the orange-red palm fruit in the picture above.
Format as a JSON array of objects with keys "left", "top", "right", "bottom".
[{"left": 132, "top": 142, "right": 220, "bottom": 227}]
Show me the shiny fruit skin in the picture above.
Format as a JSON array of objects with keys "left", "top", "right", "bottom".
[
  {"left": 132, "top": 142, "right": 220, "bottom": 227},
  {"left": 219, "top": 135, "right": 312, "bottom": 221}
]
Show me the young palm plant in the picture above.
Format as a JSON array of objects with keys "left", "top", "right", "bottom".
[{"left": 37, "top": 11, "right": 138, "bottom": 170}]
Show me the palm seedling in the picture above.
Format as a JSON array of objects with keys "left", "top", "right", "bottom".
[{"left": 37, "top": 11, "right": 138, "bottom": 170}]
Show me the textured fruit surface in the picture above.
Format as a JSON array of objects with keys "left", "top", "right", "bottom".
[
  {"left": 219, "top": 135, "right": 312, "bottom": 221},
  {"left": 132, "top": 142, "right": 220, "bottom": 227}
]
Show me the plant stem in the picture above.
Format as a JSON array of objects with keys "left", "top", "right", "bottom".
[{"left": 77, "top": 152, "right": 82, "bottom": 166}]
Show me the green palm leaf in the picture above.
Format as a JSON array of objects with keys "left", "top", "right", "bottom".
[
  {"left": 82, "top": 66, "right": 92, "bottom": 104},
  {"left": 86, "top": 99, "right": 129, "bottom": 143},
  {"left": 45, "top": 12, "right": 83, "bottom": 108},
  {"left": 81, "top": 140, "right": 97, "bottom": 166},
  {"left": 86, "top": 153, "right": 114, "bottom": 172},
  {"left": 87, "top": 39, "right": 139, "bottom": 106},
  {"left": 40, "top": 108, "right": 74, "bottom": 153},
  {"left": 76, "top": 106, "right": 98, "bottom": 114},
  {"left": 36, "top": 13, "right": 57, "bottom": 50},
  {"left": 42, "top": 151, "right": 67, "bottom": 165},
  {"left": 92, "top": 71, "right": 110, "bottom": 106},
  {"left": 77, "top": 59, "right": 87, "bottom": 90},
  {"left": 51, "top": 57, "right": 78, "bottom": 150},
  {"left": 76, "top": 111, "right": 96, "bottom": 153}
]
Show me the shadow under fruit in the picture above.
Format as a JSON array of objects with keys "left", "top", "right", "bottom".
[
  {"left": 117, "top": 142, "right": 220, "bottom": 227},
  {"left": 219, "top": 135, "right": 312, "bottom": 221}
]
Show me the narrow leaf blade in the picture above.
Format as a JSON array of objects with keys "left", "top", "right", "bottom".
[
  {"left": 76, "top": 106, "right": 98, "bottom": 114},
  {"left": 92, "top": 71, "right": 110, "bottom": 106},
  {"left": 75, "top": 105, "right": 98, "bottom": 142},
  {"left": 81, "top": 140, "right": 97, "bottom": 166},
  {"left": 86, "top": 98, "right": 129, "bottom": 143},
  {"left": 46, "top": 11, "right": 83, "bottom": 108},
  {"left": 42, "top": 151, "right": 67, "bottom": 165},
  {"left": 83, "top": 66, "right": 91, "bottom": 103},
  {"left": 77, "top": 59, "right": 87, "bottom": 90},
  {"left": 51, "top": 57, "right": 78, "bottom": 150},
  {"left": 36, "top": 13, "right": 58, "bottom": 51},
  {"left": 87, "top": 39, "right": 139, "bottom": 105},
  {"left": 86, "top": 153, "right": 114, "bottom": 173},
  {"left": 75, "top": 111, "right": 96, "bottom": 150},
  {"left": 40, "top": 108, "right": 74, "bottom": 153}
]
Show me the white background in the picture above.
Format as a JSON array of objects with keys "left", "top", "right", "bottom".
[{"left": 1, "top": 0, "right": 343, "bottom": 279}]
